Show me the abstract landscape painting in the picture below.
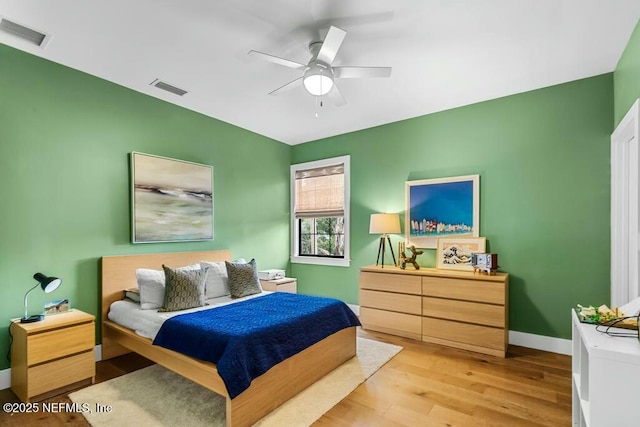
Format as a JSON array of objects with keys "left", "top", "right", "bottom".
[
  {"left": 405, "top": 175, "right": 479, "bottom": 248},
  {"left": 131, "top": 152, "right": 213, "bottom": 243}
]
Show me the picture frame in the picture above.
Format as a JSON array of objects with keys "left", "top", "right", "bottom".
[
  {"left": 436, "top": 237, "right": 487, "bottom": 271},
  {"left": 405, "top": 174, "right": 479, "bottom": 249},
  {"left": 131, "top": 152, "right": 213, "bottom": 243}
]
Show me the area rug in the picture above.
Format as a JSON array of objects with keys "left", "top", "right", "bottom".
[{"left": 69, "top": 337, "right": 402, "bottom": 427}]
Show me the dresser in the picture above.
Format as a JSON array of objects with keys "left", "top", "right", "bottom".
[
  {"left": 10, "top": 309, "right": 95, "bottom": 402},
  {"left": 359, "top": 266, "right": 509, "bottom": 357}
]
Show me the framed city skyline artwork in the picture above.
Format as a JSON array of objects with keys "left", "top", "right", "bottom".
[
  {"left": 405, "top": 174, "right": 479, "bottom": 249},
  {"left": 131, "top": 152, "right": 213, "bottom": 243}
]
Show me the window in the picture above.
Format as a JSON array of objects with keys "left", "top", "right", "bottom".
[{"left": 291, "top": 156, "right": 350, "bottom": 267}]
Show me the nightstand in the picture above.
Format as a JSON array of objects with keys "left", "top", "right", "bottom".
[
  {"left": 260, "top": 277, "right": 297, "bottom": 293},
  {"left": 10, "top": 309, "right": 95, "bottom": 402}
]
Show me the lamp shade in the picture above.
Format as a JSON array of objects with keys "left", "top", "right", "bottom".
[
  {"left": 33, "top": 272, "right": 62, "bottom": 293},
  {"left": 369, "top": 213, "right": 401, "bottom": 234}
]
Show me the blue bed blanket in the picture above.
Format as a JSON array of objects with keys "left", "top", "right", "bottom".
[{"left": 152, "top": 292, "right": 361, "bottom": 398}]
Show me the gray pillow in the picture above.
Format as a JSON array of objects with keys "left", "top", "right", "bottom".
[
  {"left": 226, "top": 259, "right": 262, "bottom": 298},
  {"left": 158, "top": 265, "right": 208, "bottom": 312}
]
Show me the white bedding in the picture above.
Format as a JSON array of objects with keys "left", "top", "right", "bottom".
[{"left": 108, "top": 291, "right": 272, "bottom": 339}]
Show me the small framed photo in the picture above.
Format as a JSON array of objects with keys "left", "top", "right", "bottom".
[{"left": 436, "top": 237, "right": 486, "bottom": 271}]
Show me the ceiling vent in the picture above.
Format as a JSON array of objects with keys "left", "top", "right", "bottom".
[
  {"left": 150, "top": 79, "right": 188, "bottom": 96},
  {"left": 0, "top": 18, "right": 48, "bottom": 47}
]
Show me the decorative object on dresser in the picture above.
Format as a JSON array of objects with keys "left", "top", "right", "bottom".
[
  {"left": 11, "top": 309, "right": 95, "bottom": 402},
  {"left": 260, "top": 277, "right": 297, "bottom": 293},
  {"left": 131, "top": 152, "right": 213, "bottom": 243},
  {"left": 21, "top": 273, "right": 62, "bottom": 323},
  {"left": 435, "top": 237, "right": 486, "bottom": 271},
  {"left": 398, "top": 242, "right": 423, "bottom": 270},
  {"left": 405, "top": 175, "right": 480, "bottom": 249},
  {"left": 359, "top": 265, "right": 508, "bottom": 357},
  {"left": 369, "top": 213, "right": 401, "bottom": 268},
  {"left": 471, "top": 252, "right": 499, "bottom": 275}
]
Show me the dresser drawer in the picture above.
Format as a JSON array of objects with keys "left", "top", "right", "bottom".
[
  {"left": 361, "top": 289, "right": 421, "bottom": 315},
  {"left": 423, "top": 297, "right": 504, "bottom": 327},
  {"left": 422, "top": 317, "right": 505, "bottom": 351},
  {"left": 360, "top": 272, "right": 421, "bottom": 294},
  {"left": 28, "top": 350, "right": 95, "bottom": 396},
  {"left": 360, "top": 307, "right": 421, "bottom": 340},
  {"left": 28, "top": 322, "right": 94, "bottom": 366},
  {"left": 422, "top": 277, "right": 505, "bottom": 304}
]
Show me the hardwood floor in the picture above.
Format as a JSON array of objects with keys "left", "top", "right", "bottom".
[{"left": 0, "top": 329, "right": 572, "bottom": 426}]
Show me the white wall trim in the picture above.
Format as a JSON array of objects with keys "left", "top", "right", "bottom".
[
  {"left": 0, "top": 344, "right": 104, "bottom": 391},
  {"left": 508, "top": 330, "right": 571, "bottom": 355},
  {"left": 0, "top": 366, "right": 10, "bottom": 390}
]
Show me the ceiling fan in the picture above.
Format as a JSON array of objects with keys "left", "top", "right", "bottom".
[{"left": 248, "top": 26, "right": 392, "bottom": 106}]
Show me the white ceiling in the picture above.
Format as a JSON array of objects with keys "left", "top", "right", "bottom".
[{"left": 1, "top": 1, "right": 639, "bottom": 145}]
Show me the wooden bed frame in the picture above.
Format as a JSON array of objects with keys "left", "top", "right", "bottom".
[{"left": 101, "top": 250, "right": 357, "bottom": 427}]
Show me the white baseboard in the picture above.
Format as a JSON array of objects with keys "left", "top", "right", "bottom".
[
  {"left": 0, "top": 366, "right": 10, "bottom": 391},
  {"left": 509, "top": 330, "right": 571, "bottom": 355},
  {"left": 0, "top": 344, "right": 104, "bottom": 391},
  {"left": 347, "top": 304, "right": 360, "bottom": 316}
]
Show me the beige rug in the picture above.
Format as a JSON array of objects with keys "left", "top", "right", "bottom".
[{"left": 70, "top": 337, "right": 402, "bottom": 427}]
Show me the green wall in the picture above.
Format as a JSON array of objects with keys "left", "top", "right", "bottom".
[
  {"left": 614, "top": 18, "right": 640, "bottom": 125},
  {"left": 291, "top": 74, "right": 613, "bottom": 340},
  {"left": 0, "top": 44, "right": 291, "bottom": 370}
]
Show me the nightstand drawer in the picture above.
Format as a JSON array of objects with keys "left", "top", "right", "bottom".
[
  {"left": 28, "top": 322, "right": 94, "bottom": 366},
  {"left": 29, "top": 350, "right": 94, "bottom": 396},
  {"left": 260, "top": 278, "right": 297, "bottom": 293}
]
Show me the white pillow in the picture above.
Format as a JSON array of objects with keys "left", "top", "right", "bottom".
[
  {"left": 136, "top": 263, "right": 200, "bottom": 310},
  {"left": 200, "top": 259, "right": 247, "bottom": 299}
]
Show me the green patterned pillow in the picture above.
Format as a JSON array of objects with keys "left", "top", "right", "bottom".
[
  {"left": 226, "top": 259, "right": 262, "bottom": 298},
  {"left": 158, "top": 265, "right": 208, "bottom": 312}
]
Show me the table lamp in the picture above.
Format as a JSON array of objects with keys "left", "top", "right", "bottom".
[
  {"left": 21, "top": 273, "right": 62, "bottom": 323},
  {"left": 370, "top": 213, "right": 401, "bottom": 268}
]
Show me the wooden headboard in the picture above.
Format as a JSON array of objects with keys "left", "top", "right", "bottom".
[{"left": 100, "top": 250, "right": 231, "bottom": 359}]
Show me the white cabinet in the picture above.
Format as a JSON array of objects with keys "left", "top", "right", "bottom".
[{"left": 572, "top": 310, "right": 640, "bottom": 426}]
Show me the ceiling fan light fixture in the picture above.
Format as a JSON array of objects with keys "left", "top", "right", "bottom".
[{"left": 303, "top": 63, "right": 334, "bottom": 96}]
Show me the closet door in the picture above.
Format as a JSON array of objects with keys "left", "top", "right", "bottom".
[{"left": 611, "top": 100, "right": 640, "bottom": 307}]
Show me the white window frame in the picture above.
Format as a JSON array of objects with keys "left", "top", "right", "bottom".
[{"left": 291, "top": 155, "right": 350, "bottom": 267}]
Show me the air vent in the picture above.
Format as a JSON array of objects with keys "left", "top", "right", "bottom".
[
  {"left": 150, "top": 79, "right": 188, "bottom": 96},
  {"left": 0, "top": 18, "right": 47, "bottom": 47}
]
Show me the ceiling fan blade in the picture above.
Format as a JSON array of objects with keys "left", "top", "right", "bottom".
[
  {"left": 333, "top": 66, "right": 392, "bottom": 79},
  {"left": 316, "top": 26, "right": 346, "bottom": 65},
  {"left": 248, "top": 50, "right": 306, "bottom": 70},
  {"left": 268, "top": 77, "right": 303, "bottom": 96},
  {"left": 326, "top": 84, "right": 347, "bottom": 107}
]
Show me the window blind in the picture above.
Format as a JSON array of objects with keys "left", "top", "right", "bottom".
[{"left": 294, "top": 164, "right": 344, "bottom": 218}]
